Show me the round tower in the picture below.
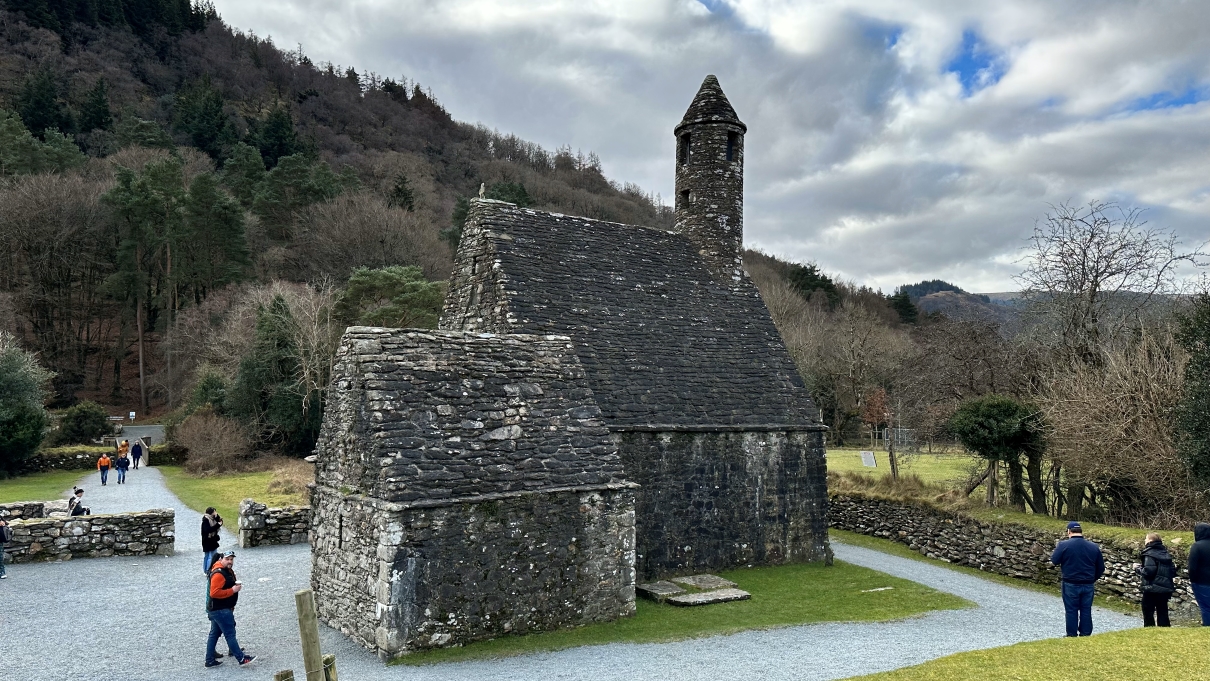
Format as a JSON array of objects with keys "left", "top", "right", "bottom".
[{"left": 674, "top": 74, "right": 746, "bottom": 285}]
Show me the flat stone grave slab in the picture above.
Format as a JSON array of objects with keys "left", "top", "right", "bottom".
[
  {"left": 668, "top": 587, "right": 751, "bottom": 607},
  {"left": 636, "top": 580, "right": 685, "bottom": 602},
  {"left": 670, "top": 574, "right": 737, "bottom": 590}
]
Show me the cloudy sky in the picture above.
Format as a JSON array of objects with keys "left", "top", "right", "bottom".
[{"left": 211, "top": 0, "right": 1210, "bottom": 292}]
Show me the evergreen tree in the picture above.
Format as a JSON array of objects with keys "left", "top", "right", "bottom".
[
  {"left": 227, "top": 296, "right": 321, "bottom": 456},
  {"left": 485, "top": 181, "right": 532, "bottom": 206},
  {"left": 345, "top": 66, "right": 360, "bottom": 90},
  {"left": 248, "top": 106, "right": 301, "bottom": 168},
  {"left": 0, "top": 331, "right": 53, "bottom": 475},
  {"left": 0, "top": 110, "right": 84, "bottom": 175},
  {"left": 251, "top": 154, "right": 357, "bottom": 238},
  {"left": 79, "top": 78, "right": 114, "bottom": 133},
  {"left": 53, "top": 401, "right": 111, "bottom": 445},
  {"left": 387, "top": 172, "right": 415, "bottom": 211},
  {"left": 16, "top": 70, "right": 73, "bottom": 139},
  {"left": 786, "top": 262, "right": 841, "bottom": 308},
  {"left": 1177, "top": 294, "right": 1210, "bottom": 484},
  {"left": 174, "top": 75, "right": 234, "bottom": 160},
  {"left": 334, "top": 266, "right": 444, "bottom": 329},
  {"left": 888, "top": 291, "right": 919, "bottom": 324},
  {"left": 115, "top": 115, "right": 176, "bottom": 149},
  {"left": 221, "top": 142, "right": 267, "bottom": 208},
  {"left": 182, "top": 172, "right": 250, "bottom": 296}
]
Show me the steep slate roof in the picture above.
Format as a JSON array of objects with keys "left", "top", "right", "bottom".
[
  {"left": 450, "top": 201, "right": 821, "bottom": 429},
  {"left": 675, "top": 74, "right": 746, "bottom": 134}
]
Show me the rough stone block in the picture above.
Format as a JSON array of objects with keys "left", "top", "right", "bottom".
[
  {"left": 636, "top": 580, "right": 685, "bottom": 602},
  {"left": 670, "top": 574, "right": 736, "bottom": 590},
  {"left": 667, "top": 588, "right": 751, "bottom": 606}
]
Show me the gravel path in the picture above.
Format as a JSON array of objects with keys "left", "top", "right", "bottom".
[{"left": 0, "top": 470, "right": 1140, "bottom": 681}]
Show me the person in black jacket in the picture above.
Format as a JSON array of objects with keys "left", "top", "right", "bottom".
[
  {"left": 1189, "top": 522, "right": 1210, "bottom": 626},
  {"left": 1051, "top": 521, "right": 1105, "bottom": 636},
  {"left": 201, "top": 507, "right": 223, "bottom": 576},
  {"left": 0, "top": 517, "right": 11, "bottom": 579},
  {"left": 1136, "top": 532, "right": 1175, "bottom": 627}
]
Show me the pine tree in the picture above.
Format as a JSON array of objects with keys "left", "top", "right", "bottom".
[
  {"left": 174, "top": 75, "right": 235, "bottom": 160},
  {"left": 0, "top": 110, "right": 84, "bottom": 175},
  {"left": 887, "top": 291, "right": 919, "bottom": 324},
  {"left": 182, "top": 172, "right": 250, "bottom": 296},
  {"left": 387, "top": 172, "right": 415, "bottom": 211},
  {"left": 249, "top": 106, "right": 300, "bottom": 168},
  {"left": 221, "top": 142, "right": 267, "bottom": 208},
  {"left": 80, "top": 78, "right": 114, "bottom": 133},
  {"left": 17, "top": 70, "right": 72, "bottom": 139},
  {"left": 1177, "top": 294, "right": 1210, "bottom": 484}
]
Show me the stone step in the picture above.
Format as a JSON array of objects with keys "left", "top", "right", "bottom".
[
  {"left": 670, "top": 574, "right": 737, "bottom": 590},
  {"left": 667, "top": 588, "right": 751, "bottom": 607},
  {"left": 636, "top": 580, "right": 685, "bottom": 602}
]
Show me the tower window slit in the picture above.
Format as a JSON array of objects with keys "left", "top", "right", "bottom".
[
  {"left": 678, "top": 133, "right": 691, "bottom": 165},
  {"left": 680, "top": 189, "right": 691, "bottom": 205},
  {"left": 726, "top": 132, "right": 738, "bottom": 162}
]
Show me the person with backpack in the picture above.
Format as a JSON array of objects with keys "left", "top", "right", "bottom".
[
  {"left": 130, "top": 440, "right": 144, "bottom": 469},
  {"left": 1136, "top": 532, "right": 1176, "bottom": 627},
  {"left": 97, "top": 453, "right": 112, "bottom": 485},
  {"left": 1189, "top": 522, "right": 1210, "bottom": 625},
  {"left": 205, "top": 551, "right": 256, "bottom": 668},
  {"left": 0, "top": 517, "right": 12, "bottom": 579},
  {"left": 115, "top": 453, "right": 131, "bottom": 484},
  {"left": 201, "top": 507, "right": 223, "bottom": 576}
]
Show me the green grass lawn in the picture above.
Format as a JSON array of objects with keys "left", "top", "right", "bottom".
[
  {"left": 157, "top": 466, "right": 308, "bottom": 521},
  {"left": 395, "top": 560, "right": 973, "bottom": 665},
  {"left": 0, "top": 469, "right": 84, "bottom": 504},
  {"left": 826, "top": 448, "right": 979, "bottom": 487},
  {"left": 848, "top": 626, "right": 1210, "bottom": 680}
]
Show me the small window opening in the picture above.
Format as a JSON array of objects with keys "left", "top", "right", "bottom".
[
  {"left": 726, "top": 132, "right": 738, "bottom": 162},
  {"left": 680, "top": 189, "right": 691, "bottom": 205},
  {"left": 678, "top": 133, "right": 691, "bottom": 166}
]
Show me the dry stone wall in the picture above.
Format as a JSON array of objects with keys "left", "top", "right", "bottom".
[
  {"left": 238, "top": 499, "right": 311, "bottom": 548},
  {"left": 0, "top": 501, "right": 46, "bottom": 520},
  {"left": 2, "top": 510, "right": 175, "bottom": 563},
  {"left": 830, "top": 494, "right": 1199, "bottom": 615}
]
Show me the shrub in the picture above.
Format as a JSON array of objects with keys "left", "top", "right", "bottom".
[
  {"left": 175, "top": 407, "right": 254, "bottom": 475},
  {"left": 0, "top": 402, "right": 49, "bottom": 476},
  {"left": 54, "top": 400, "right": 112, "bottom": 445}
]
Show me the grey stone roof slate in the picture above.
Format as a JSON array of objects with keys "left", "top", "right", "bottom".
[
  {"left": 443, "top": 201, "right": 821, "bottom": 429},
  {"left": 675, "top": 74, "right": 746, "bottom": 134}
]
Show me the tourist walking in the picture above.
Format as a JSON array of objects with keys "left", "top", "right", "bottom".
[
  {"left": 115, "top": 453, "right": 130, "bottom": 484},
  {"left": 1188, "top": 522, "right": 1210, "bottom": 626},
  {"left": 0, "top": 517, "right": 11, "bottom": 579},
  {"left": 205, "top": 552, "right": 256, "bottom": 668},
  {"left": 1050, "top": 521, "right": 1105, "bottom": 637},
  {"left": 1136, "top": 532, "right": 1175, "bottom": 627},
  {"left": 202, "top": 507, "right": 223, "bottom": 576},
  {"left": 68, "top": 488, "right": 90, "bottom": 516},
  {"left": 96, "top": 454, "right": 111, "bottom": 486},
  {"left": 130, "top": 439, "right": 144, "bottom": 469}
]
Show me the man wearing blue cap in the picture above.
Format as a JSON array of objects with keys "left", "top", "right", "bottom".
[{"left": 1050, "top": 521, "right": 1105, "bottom": 636}]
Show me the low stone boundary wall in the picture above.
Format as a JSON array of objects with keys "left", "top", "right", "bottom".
[
  {"left": 238, "top": 498, "right": 311, "bottom": 548},
  {"left": 0, "top": 501, "right": 46, "bottom": 520},
  {"left": 2, "top": 509, "right": 175, "bottom": 563},
  {"left": 829, "top": 493, "right": 1198, "bottom": 615}
]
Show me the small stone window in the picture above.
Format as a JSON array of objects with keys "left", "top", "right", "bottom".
[
  {"left": 678, "top": 133, "right": 691, "bottom": 166},
  {"left": 680, "top": 189, "right": 691, "bottom": 205},
  {"left": 726, "top": 132, "right": 738, "bottom": 162}
]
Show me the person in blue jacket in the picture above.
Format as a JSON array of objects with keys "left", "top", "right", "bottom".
[{"left": 1051, "top": 521, "right": 1105, "bottom": 636}]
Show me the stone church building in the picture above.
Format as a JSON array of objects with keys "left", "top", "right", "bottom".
[{"left": 311, "top": 75, "right": 830, "bottom": 660}]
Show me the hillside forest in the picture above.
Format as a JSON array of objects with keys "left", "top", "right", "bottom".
[{"left": 3, "top": 2, "right": 1210, "bottom": 530}]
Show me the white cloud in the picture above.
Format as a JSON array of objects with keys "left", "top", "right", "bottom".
[{"left": 211, "top": 0, "right": 1210, "bottom": 292}]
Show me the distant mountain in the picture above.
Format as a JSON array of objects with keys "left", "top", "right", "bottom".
[
  {"left": 897, "top": 279, "right": 989, "bottom": 303},
  {"left": 916, "top": 290, "right": 1019, "bottom": 326}
]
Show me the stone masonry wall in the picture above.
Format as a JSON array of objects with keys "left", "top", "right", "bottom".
[
  {"left": 312, "top": 484, "right": 636, "bottom": 659},
  {"left": 238, "top": 498, "right": 311, "bottom": 548},
  {"left": 830, "top": 494, "right": 1198, "bottom": 615},
  {"left": 0, "top": 501, "right": 46, "bottom": 520},
  {"left": 2, "top": 510, "right": 175, "bottom": 563},
  {"left": 620, "top": 429, "right": 830, "bottom": 580}
]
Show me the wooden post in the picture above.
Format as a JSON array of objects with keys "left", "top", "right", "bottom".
[
  {"left": 295, "top": 589, "right": 325, "bottom": 681},
  {"left": 322, "top": 653, "right": 338, "bottom": 681},
  {"left": 273, "top": 672, "right": 295, "bottom": 681}
]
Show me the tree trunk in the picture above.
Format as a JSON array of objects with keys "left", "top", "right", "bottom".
[
  {"left": 985, "top": 460, "right": 998, "bottom": 505},
  {"left": 111, "top": 319, "right": 127, "bottom": 399},
  {"left": 1007, "top": 458, "right": 1028, "bottom": 512},
  {"left": 1066, "top": 481, "right": 1086, "bottom": 521},
  {"left": 136, "top": 297, "right": 147, "bottom": 412},
  {"left": 962, "top": 463, "right": 992, "bottom": 497},
  {"left": 1026, "top": 452, "right": 1047, "bottom": 515},
  {"left": 888, "top": 435, "right": 899, "bottom": 480}
]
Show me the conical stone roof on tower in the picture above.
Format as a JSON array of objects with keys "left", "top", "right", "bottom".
[{"left": 675, "top": 74, "right": 747, "bottom": 134}]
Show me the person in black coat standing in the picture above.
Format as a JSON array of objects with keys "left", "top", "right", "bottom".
[
  {"left": 201, "top": 508, "right": 223, "bottom": 577},
  {"left": 1189, "top": 522, "right": 1210, "bottom": 626},
  {"left": 1136, "top": 532, "right": 1176, "bottom": 627},
  {"left": 1051, "top": 521, "right": 1105, "bottom": 637}
]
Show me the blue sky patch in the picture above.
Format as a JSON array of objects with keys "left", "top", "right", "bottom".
[
  {"left": 946, "top": 29, "right": 1005, "bottom": 95},
  {"left": 1124, "top": 85, "right": 1208, "bottom": 112}
]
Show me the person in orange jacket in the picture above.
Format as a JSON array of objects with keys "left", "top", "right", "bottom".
[
  {"left": 205, "top": 552, "right": 256, "bottom": 668},
  {"left": 97, "top": 453, "right": 112, "bottom": 486}
]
